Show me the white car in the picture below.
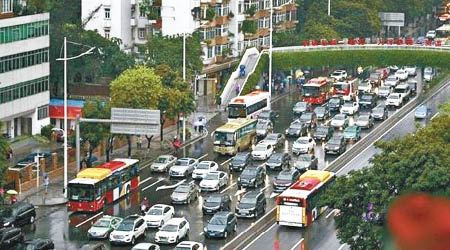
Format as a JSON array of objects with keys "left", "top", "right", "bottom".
[
  {"left": 150, "top": 155, "right": 177, "bottom": 173},
  {"left": 251, "top": 142, "right": 274, "bottom": 160},
  {"left": 292, "top": 136, "right": 316, "bottom": 155},
  {"left": 426, "top": 30, "right": 436, "bottom": 39},
  {"left": 110, "top": 215, "right": 146, "bottom": 245},
  {"left": 192, "top": 161, "right": 219, "bottom": 180},
  {"left": 169, "top": 158, "right": 199, "bottom": 177},
  {"left": 403, "top": 66, "right": 417, "bottom": 76},
  {"left": 131, "top": 243, "right": 160, "bottom": 250},
  {"left": 155, "top": 217, "right": 190, "bottom": 244},
  {"left": 330, "top": 70, "right": 347, "bottom": 81},
  {"left": 358, "top": 79, "right": 372, "bottom": 93},
  {"left": 394, "top": 84, "right": 411, "bottom": 102},
  {"left": 256, "top": 120, "right": 273, "bottom": 138},
  {"left": 395, "top": 70, "right": 408, "bottom": 81},
  {"left": 175, "top": 241, "right": 206, "bottom": 250},
  {"left": 330, "top": 114, "right": 349, "bottom": 130},
  {"left": 199, "top": 171, "right": 229, "bottom": 191},
  {"left": 385, "top": 93, "right": 404, "bottom": 108},
  {"left": 423, "top": 67, "right": 434, "bottom": 82},
  {"left": 340, "top": 101, "right": 359, "bottom": 115},
  {"left": 384, "top": 75, "right": 400, "bottom": 87},
  {"left": 378, "top": 86, "right": 393, "bottom": 98},
  {"left": 144, "top": 204, "right": 175, "bottom": 228}
]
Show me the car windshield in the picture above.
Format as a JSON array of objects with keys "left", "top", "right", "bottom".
[
  {"left": 266, "top": 134, "right": 278, "bottom": 140},
  {"left": 0, "top": 207, "right": 14, "bottom": 217},
  {"left": 206, "top": 196, "right": 223, "bottom": 203},
  {"left": 174, "top": 185, "right": 190, "bottom": 193},
  {"left": 259, "top": 111, "right": 270, "bottom": 119},
  {"left": 361, "top": 95, "right": 372, "bottom": 101},
  {"left": 380, "top": 87, "right": 390, "bottom": 92},
  {"left": 329, "top": 98, "right": 340, "bottom": 104},
  {"left": 295, "top": 102, "right": 307, "bottom": 108},
  {"left": 256, "top": 122, "right": 268, "bottom": 129},
  {"left": 358, "top": 115, "right": 370, "bottom": 121},
  {"left": 268, "top": 154, "right": 282, "bottom": 163},
  {"left": 334, "top": 115, "right": 346, "bottom": 120},
  {"left": 346, "top": 126, "right": 357, "bottom": 132},
  {"left": 298, "top": 155, "right": 312, "bottom": 162},
  {"left": 254, "top": 145, "right": 267, "bottom": 151},
  {"left": 416, "top": 106, "right": 427, "bottom": 112},
  {"left": 387, "top": 76, "right": 397, "bottom": 81},
  {"left": 389, "top": 95, "right": 399, "bottom": 99},
  {"left": 277, "top": 171, "right": 294, "bottom": 180},
  {"left": 343, "top": 102, "right": 353, "bottom": 107},
  {"left": 93, "top": 219, "right": 110, "bottom": 228},
  {"left": 315, "top": 107, "right": 325, "bottom": 113},
  {"left": 204, "top": 173, "right": 219, "bottom": 180},
  {"left": 116, "top": 221, "right": 134, "bottom": 231},
  {"left": 290, "top": 121, "right": 302, "bottom": 129},
  {"left": 161, "top": 224, "right": 178, "bottom": 232},
  {"left": 328, "top": 138, "right": 341, "bottom": 145},
  {"left": 315, "top": 126, "right": 328, "bottom": 133},
  {"left": 242, "top": 168, "right": 257, "bottom": 177},
  {"left": 240, "top": 197, "right": 257, "bottom": 204},
  {"left": 300, "top": 113, "right": 312, "bottom": 120},
  {"left": 210, "top": 216, "right": 227, "bottom": 225},
  {"left": 148, "top": 208, "right": 163, "bottom": 215},
  {"left": 156, "top": 157, "right": 168, "bottom": 163},
  {"left": 296, "top": 139, "right": 309, "bottom": 144},
  {"left": 197, "top": 163, "right": 210, "bottom": 170},
  {"left": 175, "top": 160, "right": 189, "bottom": 166},
  {"left": 373, "top": 108, "right": 384, "bottom": 114}
]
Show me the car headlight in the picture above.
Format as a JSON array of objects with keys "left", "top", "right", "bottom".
[
  {"left": 3, "top": 222, "right": 10, "bottom": 227},
  {"left": 238, "top": 177, "right": 241, "bottom": 181},
  {"left": 285, "top": 129, "right": 288, "bottom": 133},
  {"left": 250, "top": 178, "right": 256, "bottom": 183},
  {"left": 204, "top": 227, "right": 208, "bottom": 232}
]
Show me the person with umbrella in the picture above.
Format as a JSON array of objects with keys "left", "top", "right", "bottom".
[{"left": 7, "top": 190, "right": 18, "bottom": 204}]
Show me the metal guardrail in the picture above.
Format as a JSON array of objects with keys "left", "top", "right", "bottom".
[
  {"left": 269, "top": 44, "right": 450, "bottom": 53},
  {"left": 222, "top": 76, "right": 450, "bottom": 250}
]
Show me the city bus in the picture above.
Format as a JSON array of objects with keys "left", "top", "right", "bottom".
[
  {"left": 301, "top": 77, "right": 334, "bottom": 105},
  {"left": 67, "top": 158, "right": 140, "bottom": 212},
  {"left": 276, "top": 170, "right": 336, "bottom": 227},
  {"left": 227, "top": 91, "right": 271, "bottom": 120},
  {"left": 212, "top": 118, "right": 257, "bottom": 155},
  {"left": 436, "top": 24, "right": 450, "bottom": 45}
]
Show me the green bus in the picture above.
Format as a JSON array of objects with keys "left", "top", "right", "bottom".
[{"left": 213, "top": 118, "right": 257, "bottom": 155}]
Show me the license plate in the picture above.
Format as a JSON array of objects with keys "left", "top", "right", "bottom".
[
  {"left": 207, "top": 210, "right": 212, "bottom": 212},
  {"left": 242, "top": 211, "right": 248, "bottom": 214}
]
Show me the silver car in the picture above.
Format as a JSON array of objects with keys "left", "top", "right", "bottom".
[
  {"left": 151, "top": 155, "right": 177, "bottom": 173},
  {"left": 169, "top": 158, "right": 199, "bottom": 177}
]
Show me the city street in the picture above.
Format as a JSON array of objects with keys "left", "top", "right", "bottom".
[{"left": 18, "top": 70, "right": 445, "bottom": 250}]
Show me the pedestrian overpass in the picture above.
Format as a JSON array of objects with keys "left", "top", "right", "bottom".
[{"left": 220, "top": 43, "right": 450, "bottom": 106}]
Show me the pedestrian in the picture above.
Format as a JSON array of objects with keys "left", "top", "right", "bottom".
[
  {"left": 235, "top": 83, "right": 240, "bottom": 96},
  {"left": 136, "top": 135, "right": 142, "bottom": 149},
  {"left": 44, "top": 174, "right": 49, "bottom": 195}
]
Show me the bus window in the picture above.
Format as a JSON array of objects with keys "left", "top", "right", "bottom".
[
  {"left": 214, "top": 131, "right": 235, "bottom": 146},
  {"left": 228, "top": 104, "right": 246, "bottom": 118},
  {"left": 68, "top": 184, "right": 94, "bottom": 201}
]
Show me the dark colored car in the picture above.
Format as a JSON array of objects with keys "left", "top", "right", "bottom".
[
  {"left": 293, "top": 102, "right": 311, "bottom": 115},
  {"left": 171, "top": 183, "right": 199, "bottom": 204},
  {"left": 237, "top": 165, "right": 266, "bottom": 189},
  {"left": 79, "top": 243, "right": 108, "bottom": 250},
  {"left": 258, "top": 110, "right": 279, "bottom": 124},
  {"left": 285, "top": 120, "right": 307, "bottom": 137},
  {"left": 407, "top": 80, "right": 417, "bottom": 96},
  {"left": 15, "top": 152, "right": 52, "bottom": 169},
  {"left": 203, "top": 211, "right": 237, "bottom": 239},
  {"left": 325, "top": 135, "right": 347, "bottom": 155},
  {"left": 355, "top": 113, "right": 374, "bottom": 129},
  {"left": 24, "top": 238, "right": 54, "bottom": 250},
  {"left": 235, "top": 191, "right": 266, "bottom": 218},
  {"left": 266, "top": 153, "right": 291, "bottom": 170},
  {"left": 0, "top": 227, "right": 24, "bottom": 248},
  {"left": 202, "top": 194, "right": 231, "bottom": 215},
  {"left": 262, "top": 133, "right": 285, "bottom": 149},
  {"left": 328, "top": 96, "right": 344, "bottom": 112},
  {"left": 299, "top": 112, "right": 317, "bottom": 129},
  {"left": 359, "top": 93, "right": 378, "bottom": 109},
  {"left": 0, "top": 202, "right": 36, "bottom": 228},
  {"left": 371, "top": 105, "right": 389, "bottom": 120},
  {"left": 229, "top": 152, "right": 251, "bottom": 172},
  {"left": 313, "top": 125, "right": 334, "bottom": 141},
  {"left": 273, "top": 169, "right": 301, "bottom": 192},
  {"left": 314, "top": 106, "right": 330, "bottom": 120},
  {"left": 294, "top": 154, "right": 318, "bottom": 173}
]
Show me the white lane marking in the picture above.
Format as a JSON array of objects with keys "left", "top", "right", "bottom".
[
  {"left": 220, "top": 182, "right": 236, "bottom": 193},
  {"left": 189, "top": 180, "right": 195, "bottom": 184},
  {"left": 337, "top": 244, "right": 347, "bottom": 250},
  {"left": 220, "top": 158, "right": 233, "bottom": 166},
  {"left": 199, "top": 232, "right": 204, "bottom": 236},
  {"left": 242, "top": 223, "right": 277, "bottom": 250},
  {"left": 143, "top": 179, "right": 165, "bottom": 191},
  {"left": 198, "top": 154, "right": 208, "bottom": 161},
  {"left": 290, "top": 238, "right": 305, "bottom": 250},
  {"left": 269, "top": 192, "right": 279, "bottom": 199},
  {"left": 326, "top": 209, "right": 337, "bottom": 219},
  {"left": 431, "top": 112, "right": 439, "bottom": 120},
  {"left": 75, "top": 212, "right": 103, "bottom": 228},
  {"left": 155, "top": 179, "right": 185, "bottom": 191},
  {"left": 260, "top": 185, "right": 271, "bottom": 192},
  {"left": 235, "top": 189, "right": 246, "bottom": 197},
  {"left": 141, "top": 177, "right": 153, "bottom": 185}
]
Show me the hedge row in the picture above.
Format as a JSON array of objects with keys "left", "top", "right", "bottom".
[{"left": 243, "top": 49, "right": 450, "bottom": 93}]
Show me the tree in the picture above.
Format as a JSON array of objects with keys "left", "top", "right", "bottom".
[
  {"left": 142, "top": 33, "right": 203, "bottom": 81},
  {"left": 0, "top": 122, "right": 10, "bottom": 192},
  {"left": 301, "top": 21, "right": 340, "bottom": 41},
  {"left": 320, "top": 104, "right": 450, "bottom": 249},
  {"left": 110, "top": 65, "right": 164, "bottom": 156},
  {"left": 273, "top": 31, "right": 301, "bottom": 47}
]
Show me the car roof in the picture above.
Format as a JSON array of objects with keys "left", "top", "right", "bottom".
[
  {"left": 208, "top": 171, "right": 225, "bottom": 175},
  {"left": 8, "top": 201, "right": 33, "bottom": 209},
  {"left": 199, "top": 161, "right": 215, "bottom": 165},
  {"left": 151, "top": 204, "right": 171, "bottom": 209},
  {"left": 256, "top": 142, "right": 270, "bottom": 147},
  {"left": 208, "top": 193, "right": 227, "bottom": 198},
  {"left": 123, "top": 215, "right": 142, "bottom": 221},
  {"left": 214, "top": 211, "right": 232, "bottom": 217},
  {"left": 267, "top": 133, "right": 280, "bottom": 137},
  {"left": 177, "top": 241, "right": 203, "bottom": 247},
  {"left": 395, "top": 84, "right": 409, "bottom": 89},
  {"left": 167, "top": 217, "right": 187, "bottom": 225},
  {"left": 242, "top": 190, "right": 262, "bottom": 198},
  {"left": 331, "top": 135, "right": 344, "bottom": 139},
  {"left": 179, "top": 158, "right": 195, "bottom": 161},
  {"left": 235, "top": 152, "right": 249, "bottom": 157}
]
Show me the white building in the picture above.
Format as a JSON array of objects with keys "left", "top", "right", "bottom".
[{"left": 0, "top": 7, "right": 50, "bottom": 138}]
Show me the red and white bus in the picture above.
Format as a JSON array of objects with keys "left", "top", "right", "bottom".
[
  {"left": 301, "top": 77, "right": 333, "bottom": 105},
  {"left": 276, "top": 170, "right": 336, "bottom": 227},
  {"left": 67, "top": 158, "right": 140, "bottom": 212},
  {"left": 333, "top": 78, "right": 359, "bottom": 101},
  {"left": 227, "top": 90, "right": 271, "bottom": 121}
]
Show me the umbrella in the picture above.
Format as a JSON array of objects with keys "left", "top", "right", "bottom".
[{"left": 7, "top": 190, "right": 18, "bottom": 195}]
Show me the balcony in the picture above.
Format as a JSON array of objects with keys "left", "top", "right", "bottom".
[
  {"left": 103, "top": 19, "right": 111, "bottom": 28},
  {"left": 130, "top": 0, "right": 136, "bottom": 5},
  {"left": 130, "top": 18, "right": 137, "bottom": 26}
]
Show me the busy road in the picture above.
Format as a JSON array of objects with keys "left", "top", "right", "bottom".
[{"left": 20, "top": 68, "right": 446, "bottom": 250}]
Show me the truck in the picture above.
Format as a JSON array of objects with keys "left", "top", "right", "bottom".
[{"left": 333, "top": 78, "right": 359, "bottom": 101}]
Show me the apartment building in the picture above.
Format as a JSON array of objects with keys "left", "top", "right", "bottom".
[
  {"left": 0, "top": 2, "right": 50, "bottom": 138},
  {"left": 82, "top": 0, "right": 297, "bottom": 65}
]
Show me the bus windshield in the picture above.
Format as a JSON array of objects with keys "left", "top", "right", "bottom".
[
  {"left": 214, "top": 131, "right": 235, "bottom": 146},
  {"left": 228, "top": 104, "right": 246, "bottom": 118},
  {"left": 68, "top": 184, "right": 94, "bottom": 201},
  {"left": 302, "top": 86, "right": 320, "bottom": 97},
  {"left": 334, "top": 83, "right": 348, "bottom": 91}
]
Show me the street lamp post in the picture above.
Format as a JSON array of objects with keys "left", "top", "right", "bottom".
[
  {"left": 269, "top": 0, "right": 273, "bottom": 97},
  {"left": 182, "top": 33, "right": 186, "bottom": 142},
  {"left": 328, "top": 0, "right": 331, "bottom": 16},
  {"left": 56, "top": 37, "right": 95, "bottom": 198}
]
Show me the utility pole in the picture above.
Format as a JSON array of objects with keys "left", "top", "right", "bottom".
[
  {"left": 269, "top": 0, "right": 273, "bottom": 97},
  {"left": 183, "top": 33, "right": 186, "bottom": 142},
  {"left": 328, "top": 0, "right": 331, "bottom": 16},
  {"left": 63, "top": 37, "right": 68, "bottom": 198}
]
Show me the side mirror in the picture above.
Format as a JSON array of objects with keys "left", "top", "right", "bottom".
[{"left": 135, "top": 228, "right": 139, "bottom": 231}]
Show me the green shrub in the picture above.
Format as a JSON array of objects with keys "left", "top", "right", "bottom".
[
  {"left": 242, "top": 54, "right": 269, "bottom": 95},
  {"left": 206, "top": 7, "right": 216, "bottom": 21},
  {"left": 40, "top": 124, "right": 54, "bottom": 139}
]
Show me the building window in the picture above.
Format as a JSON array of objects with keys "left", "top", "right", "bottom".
[
  {"left": 0, "top": 48, "right": 49, "bottom": 74},
  {"left": 0, "top": 20, "right": 49, "bottom": 44},
  {"left": 2, "top": 0, "right": 13, "bottom": 13},
  {"left": 207, "top": 47, "right": 213, "bottom": 58},
  {"left": 0, "top": 76, "right": 49, "bottom": 105},
  {"left": 104, "top": 8, "right": 111, "bottom": 19},
  {"left": 104, "top": 29, "right": 110, "bottom": 39},
  {"left": 138, "top": 28, "right": 146, "bottom": 39},
  {"left": 38, "top": 105, "right": 49, "bottom": 120}
]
